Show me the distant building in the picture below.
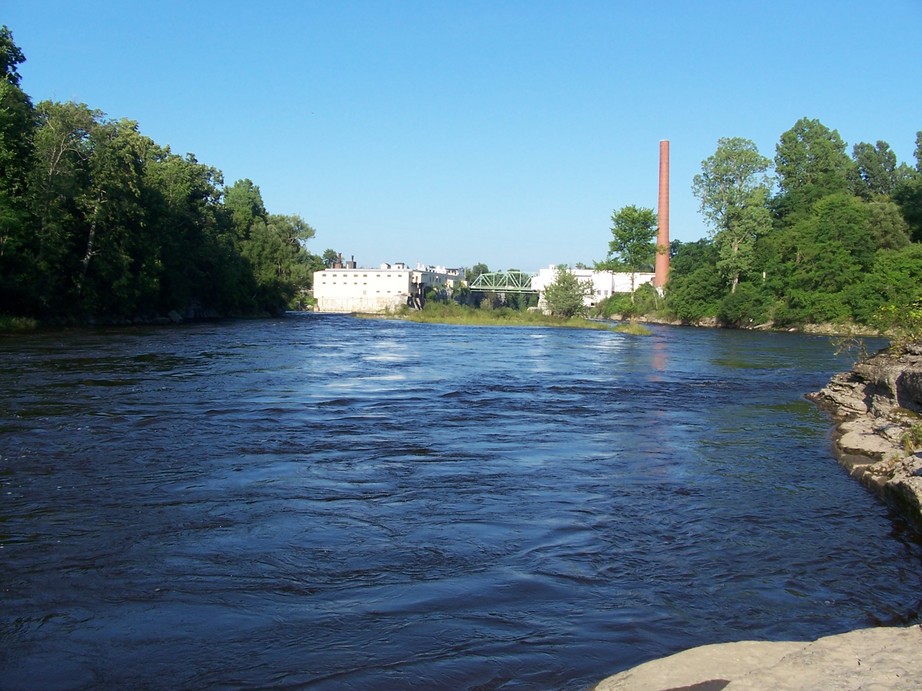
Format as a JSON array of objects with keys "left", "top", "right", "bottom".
[
  {"left": 313, "top": 259, "right": 464, "bottom": 313},
  {"left": 531, "top": 265, "right": 655, "bottom": 309}
]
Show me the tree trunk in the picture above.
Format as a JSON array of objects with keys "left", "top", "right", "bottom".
[{"left": 77, "top": 190, "right": 105, "bottom": 295}]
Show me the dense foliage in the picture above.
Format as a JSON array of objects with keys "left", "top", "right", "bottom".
[
  {"left": 662, "top": 119, "right": 922, "bottom": 331},
  {"left": 0, "top": 27, "right": 323, "bottom": 322}
]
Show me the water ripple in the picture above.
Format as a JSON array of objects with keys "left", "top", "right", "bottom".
[{"left": 0, "top": 317, "right": 918, "bottom": 689}]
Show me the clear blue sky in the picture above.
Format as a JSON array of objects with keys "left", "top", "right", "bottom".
[{"left": 5, "top": 1, "right": 921, "bottom": 273}]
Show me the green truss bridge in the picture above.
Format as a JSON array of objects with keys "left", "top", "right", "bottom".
[{"left": 468, "top": 271, "right": 537, "bottom": 294}]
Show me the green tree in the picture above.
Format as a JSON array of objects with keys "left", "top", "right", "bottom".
[
  {"left": 542, "top": 265, "right": 592, "bottom": 318},
  {"left": 0, "top": 27, "right": 35, "bottom": 313},
  {"left": 692, "top": 137, "right": 773, "bottom": 230},
  {"left": 866, "top": 198, "right": 911, "bottom": 250},
  {"left": 849, "top": 140, "right": 899, "bottom": 199},
  {"left": 73, "top": 118, "right": 155, "bottom": 315},
  {"left": 0, "top": 27, "right": 322, "bottom": 322},
  {"left": 144, "top": 147, "right": 231, "bottom": 313},
  {"left": 664, "top": 240, "right": 725, "bottom": 323},
  {"left": 255, "top": 213, "right": 316, "bottom": 308},
  {"left": 25, "top": 104, "right": 156, "bottom": 316},
  {"left": 893, "top": 131, "right": 922, "bottom": 242},
  {"left": 321, "top": 248, "right": 340, "bottom": 267},
  {"left": 849, "top": 244, "right": 922, "bottom": 324},
  {"left": 467, "top": 262, "right": 489, "bottom": 282},
  {"left": 23, "top": 101, "right": 102, "bottom": 313},
  {"left": 0, "top": 26, "right": 25, "bottom": 87},
  {"left": 783, "top": 193, "right": 875, "bottom": 323},
  {"left": 606, "top": 205, "right": 657, "bottom": 300},
  {"left": 717, "top": 281, "right": 773, "bottom": 327},
  {"left": 773, "top": 117, "right": 853, "bottom": 219},
  {"left": 463, "top": 262, "right": 491, "bottom": 307},
  {"left": 224, "top": 178, "right": 267, "bottom": 240},
  {"left": 692, "top": 137, "right": 773, "bottom": 292},
  {"left": 714, "top": 194, "right": 772, "bottom": 293}
]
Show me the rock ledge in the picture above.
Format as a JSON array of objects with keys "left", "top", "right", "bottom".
[{"left": 806, "top": 344, "right": 922, "bottom": 531}]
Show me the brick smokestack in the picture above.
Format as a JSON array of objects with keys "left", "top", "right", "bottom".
[{"left": 655, "top": 140, "right": 670, "bottom": 289}]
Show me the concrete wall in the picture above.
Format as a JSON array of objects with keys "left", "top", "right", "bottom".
[{"left": 316, "top": 294, "right": 408, "bottom": 313}]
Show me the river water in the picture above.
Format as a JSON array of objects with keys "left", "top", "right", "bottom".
[{"left": 1, "top": 315, "right": 920, "bottom": 689}]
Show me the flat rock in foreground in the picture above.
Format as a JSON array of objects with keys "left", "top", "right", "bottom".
[{"left": 594, "top": 625, "right": 922, "bottom": 690}]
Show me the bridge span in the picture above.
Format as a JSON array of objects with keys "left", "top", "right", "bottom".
[{"left": 467, "top": 271, "right": 537, "bottom": 294}]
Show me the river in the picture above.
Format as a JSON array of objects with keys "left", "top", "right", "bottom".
[{"left": 1, "top": 314, "right": 920, "bottom": 689}]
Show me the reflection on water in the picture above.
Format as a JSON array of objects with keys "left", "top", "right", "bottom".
[{"left": 0, "top": 316, "right": 919, "bottom": 689}]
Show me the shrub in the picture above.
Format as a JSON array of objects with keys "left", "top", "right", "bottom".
[
  {"left": 717, "top": 282, "right": 772, "bottom": 327},
  {"left": 875, "top": 299, "right": 922, "bottom": 351},
  {"left": 901, "top": 424, "right": 922, "bottom": 455}
]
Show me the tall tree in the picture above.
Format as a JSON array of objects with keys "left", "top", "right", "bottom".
[
  {"left": 785, "top": 193, "right": 875, "bottom": 322},
  {"left": 144, "top": 147, "right": 227, "bottom": 312},
  {"left": 865, "top": 198, "right": 911, "bottom": 250},
  {"left": 0, "top": 25, "right": 25, "bottom": 87},
  {"left": 28, "top": 101, "right": 99, "bottom": 310},
  {"left": 663, "top": 239, "right": 724, "bottom": 323},
  {"left": 692, "top": 137, "right": 773, "bottom": 293},
  {"left": 605, "top": 205, "right": 657, "bottom": 300},
  {"left": 0, "top": 26, "right": 35, "bottom": 312},
  {"left": 224, "top": 178, "right": 267, "bottom": 240},
  {"left": 773, "top": 117, "right": 853, "bottom": 218},
  {"left": 714, "top": 191, "right": 773, "bottom": 294},
  {"left": 849, "top": 140, "right": 899, "bottom": 199},
  {"left": 321, "top": 248, "right": 340, "bottom": 267},
  {"left": 893, "top": 131, "right": 922, "bottom": 242},
  {"left": 692, "top": 137, "right": 773, "bottom": 230}
]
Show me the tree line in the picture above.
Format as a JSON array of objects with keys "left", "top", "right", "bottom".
[
  {"left": 601, "top": 119, "right": 922, "bottom": 333},
  {"left": 0, "top": 27, "right": 323, "bottom": 323}
]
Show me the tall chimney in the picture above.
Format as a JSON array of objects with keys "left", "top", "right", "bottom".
[{"left": 655, "top": 140, "right": 670, "bottom": 289}]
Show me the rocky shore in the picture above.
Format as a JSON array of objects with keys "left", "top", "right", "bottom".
[
  {"left": 806, "top": 343, "right": 922, "bottom": 532},
  {"left": 592, "top": 344, "right": 922, "bottom": 690},
  {"left": 593, "top": 625, "right": 922, "bottom": 690}
]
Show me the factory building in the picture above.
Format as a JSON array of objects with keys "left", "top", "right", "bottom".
[{"left": 313, "top": 258, "right": 464, "bottom": 313}]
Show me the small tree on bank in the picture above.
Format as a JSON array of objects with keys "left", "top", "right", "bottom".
[
  {"left": 606, "top": 205, "right": 657, "bottom": 302},
  {"left": 543, "top": 265, "right": 593, "bottom": 318}
]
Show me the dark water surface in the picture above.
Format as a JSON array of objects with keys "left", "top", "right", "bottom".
[{"left": 2, "top": 315, "right": 920, "bottom": 689}]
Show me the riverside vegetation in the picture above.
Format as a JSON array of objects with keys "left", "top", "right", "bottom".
[{"left": 0, "top": 27, "right": 325, "bottom": 324}]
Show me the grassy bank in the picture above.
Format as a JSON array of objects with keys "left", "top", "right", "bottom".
[
  {"left": 0, "top": 316, "right": 39, "bottom": 332},
  {"left": 371, "top": 303, "right": 652, "bottom": 334}
]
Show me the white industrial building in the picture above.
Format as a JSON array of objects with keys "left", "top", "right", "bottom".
[
  {"left": 530, "top": 265, "right": 656, "bottom": 308},
  {"left": 313, "top": 260, "right": 465, "bottom": 313}
]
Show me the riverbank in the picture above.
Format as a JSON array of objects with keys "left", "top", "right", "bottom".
[{"left": 806, "top": 343, "right": 922, "bottom": 532}]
